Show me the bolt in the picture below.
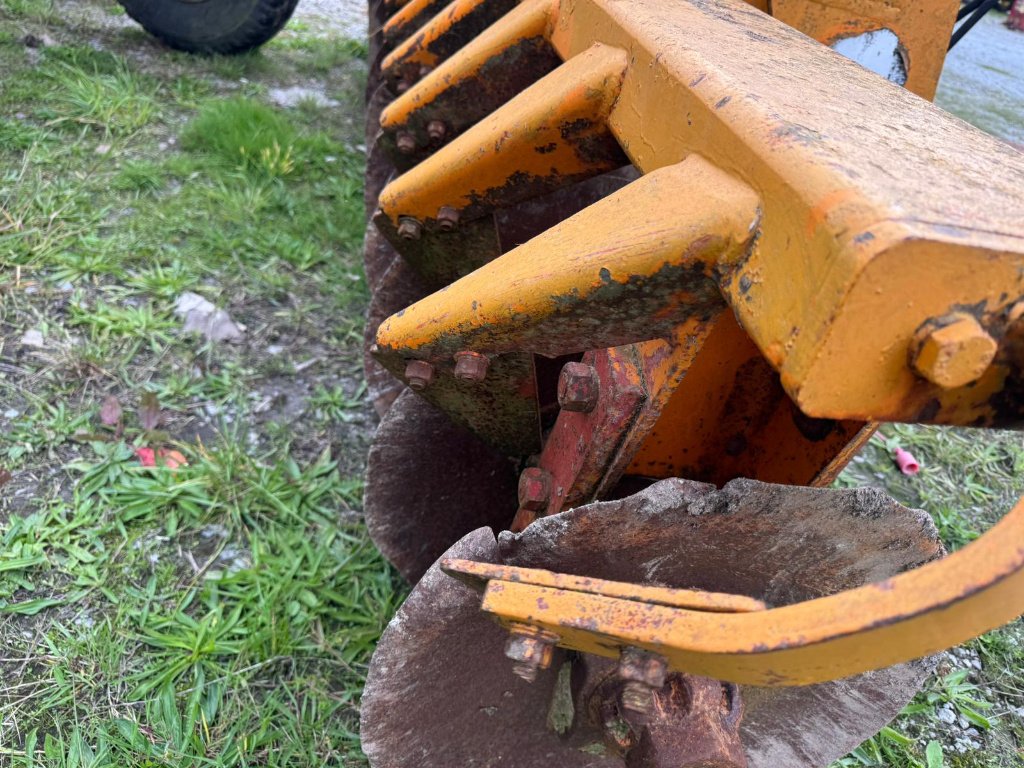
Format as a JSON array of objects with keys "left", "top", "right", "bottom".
[
  {"left": 453, "top": 351, "right": 489, "bottom": 381},
  {"left": 397, "top": 216, "right": 423, "bottom": 241},
  {"left": 617, "top": 647, "right": 668, "bottom": 714},
  {"left": 518, "top": 467, "right": 552, "bottom": 512},
  {"left": 396, "top": 131, "right": 417, "bottom": 155},
  {"left": 558, "top": 362, "right": 600, "bottom": 413},
  {"left": 426, "top": 119, "right": 447, "bottom": 143},
  {"left": 436, "top": 206, "right": 460, "bottom": 232},
  {"left": 404, "top": 360, "right": 434, "bottom": 390},
  {"left": 910, "top": 312, "right": 997, "bottom": 389},
  {"left": 504, "top": 623, "right": 558, "bottom": 683}
]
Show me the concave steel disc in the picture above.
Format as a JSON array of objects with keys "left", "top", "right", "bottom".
[
  {"left": 364, "top": 389, "right": 519, "bottom": 582},
  {"left": 361, "top": 477, "right": 944, "bottom": 767}
]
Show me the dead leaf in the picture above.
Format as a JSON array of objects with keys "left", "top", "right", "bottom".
[
  {"left": 139, "top": 392, "right": 161, "bottom": 431},
  {"left": 100, "top": 395, "right": 122, "bottom": 427},
  {"left": 0, "top": 468, "right": 11, "bottom": 488}
]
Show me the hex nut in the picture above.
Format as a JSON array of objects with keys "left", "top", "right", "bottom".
[
  {"left": 558, "top": 362, "right": 600, "bottom": 413},
  {"left": 397, "top": 217, "right": 423, "bottom": 241},
  {"left": 518, "top": 467, "right": 552, "bottom": 512},
  {"left": 437, "top": 206, "right": 460, "bottom": 233},
  {"left": 426, "top": 120, "right": 447, "bottom": 142},
  {"left": 454, "top": 351, "right": 489, "bottom": 382},
  {"left": 617, "top": 648, "right": 668, "bottom": 714},
  {"left": 910, "top": 313, "right": 997, "bottom": 389},
  {"left": 504, "top": 624, "right": 558, "bottom": 683},
  {"left": 396, "top": 132, "right": 417, "bottom": 154},
  {"left": 404, "top": 360, "right": 435, "bottom": 391}
]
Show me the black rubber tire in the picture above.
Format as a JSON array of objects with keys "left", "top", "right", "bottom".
[{"left": 118, "top": 0, "right": 300, "bottom": 55}]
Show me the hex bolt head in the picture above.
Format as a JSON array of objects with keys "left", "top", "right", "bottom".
[
  {"left": 426, "top": 119, "right": 447, "bottom": 143},
  {"left": 910, "top": 312, "right": 997, "bottom": 389},
  {"left": 617, "top": 647, "right": 668, "bottom": 714},
  {"left": 404, "top": 360, "right": 435, "bottom": 391},
  {"left": 504, "top": 623, "right": 559, "bottom": 683},
  {"left": 558, "top": 362, "right": 600, "bottom": 413},
  {"left": 436, "top": 206, "right": 460, "bottom": 232},
  {"left": 518, "top": 467, "right": 552, "bottom": 512},
  {"left": 397, "top": 216, "right": 423, "bottom": 241},
  {"left": 396, "top": 131, "right": 417, "bottom": 155},
  {"left": 453, "top": 351, "right": 489, "bottom": 382}
]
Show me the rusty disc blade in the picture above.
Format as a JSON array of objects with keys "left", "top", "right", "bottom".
[
  {"left": 364, "top": 389, "right": 519, "bottom": 582},
  {"left": 363, "top": 240, "right": 430, "bottom": 417},
  {"left": 361, "top": 477, "right": 943, "bottom": 767}
]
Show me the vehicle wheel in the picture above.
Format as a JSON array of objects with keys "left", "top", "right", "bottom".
[{"left": 118, "top": 0, "right": 300, "bottom": 55}]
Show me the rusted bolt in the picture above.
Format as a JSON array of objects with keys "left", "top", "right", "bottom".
[
  {"left": 396, "top": 131, "right": 417, "bottom": 155},
  {"left": 436, "top": 206, "right": 460, "bottom": 232},
  {"left": 557, "top": 361, "right": 600, "bottom": 413},
  {"left": 397, "top": 216, "right": 423, "bottom": 241},
  {"left": 617, "top": 647, "right": 668, "bottom": 714},
  {"left": 910, "top": 312, "right": 997, "bottom": 389},
  {"left": 504, "top": 623, "right": 558, "bottom": 683},
  {"left": 404, "top": 360, "right": 434, "bottom": 391},
  {"left": 426, "top": 119, "right": 447, "bottom": 143},
  {"left": 518, "top": 467, "right": 552, "bottom": 512},
  {"left": 453, "top": 351, "right": 489, "bottom": 382}
]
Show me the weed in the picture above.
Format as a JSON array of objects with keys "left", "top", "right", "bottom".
[
  {"left": 40, "top": 51, "right": 159, "bottom": 134},
  {"left": 181, "top": 97, "right": 299, "bottom": 175}
]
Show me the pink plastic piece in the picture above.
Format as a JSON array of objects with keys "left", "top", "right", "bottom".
[
  {"left": 893, "top": 447, "right": 920, "bottom": 476},
  {"left": 135, "top": 447, "right": 156, "bottom": 467}
]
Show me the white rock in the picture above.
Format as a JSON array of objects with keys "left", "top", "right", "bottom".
[
  {"left": 20, "top": 329, "right": 44, "bottom": 347},
  {"left": 937, "top": 705, "right": 957, "bottom": 725},
  {"left": 174, "top": 292, "right": 243, "bottom": 343},
  {"left": 267, "top": 85, "right": 340, "bottom": 109}
]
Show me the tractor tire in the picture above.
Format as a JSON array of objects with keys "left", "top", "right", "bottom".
[{"left": 118, "top": 0, "right": 299, "bottom": 55}]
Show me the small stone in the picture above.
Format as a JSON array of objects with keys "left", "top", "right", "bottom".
[
  {"left": 174, "top": 291, "right": 243, "bottom": 343},
  {"left": 937, "top": 705, "right": 957, "bottom": 725},
  {"left": 267, "top": 85, "right": 340, "bottom": 109},
  {"left": 20, "top": 329, "right": 44, "bottom": 347},
  {"left": 3, "top": 409, "right": 19, "bottom": 419},
  {"left": 266, "top": 344, "right": 284, "bottom": 356},
  {"left": 95, "top": 144, "right": 112, "bottom": 155}
]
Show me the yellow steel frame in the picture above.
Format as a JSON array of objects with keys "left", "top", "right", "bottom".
[{"left": 370, "top": 0, "right": 1024, "bottom": 686}]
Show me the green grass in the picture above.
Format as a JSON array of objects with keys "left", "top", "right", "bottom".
[{"left": 0, "top": 2, "right": 382, "bottom": 765}]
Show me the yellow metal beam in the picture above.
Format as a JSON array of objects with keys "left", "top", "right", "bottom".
[
  {"left": 476, "top": 497, "right": 1024, "bottom": 686},
  {"left": 375, "top": 156, "right": 759, "bottom": 360}
]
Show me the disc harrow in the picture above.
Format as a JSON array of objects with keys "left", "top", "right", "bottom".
[{"left": 358, "top": 0, "right": 1024, "bottom": 764}]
